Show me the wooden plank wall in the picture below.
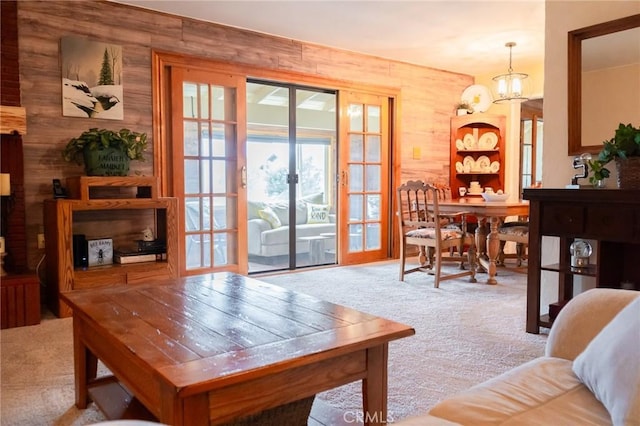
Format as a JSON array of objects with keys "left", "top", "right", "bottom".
[{"left": 16, "top": 0, "right": 472, "bottom": 269}]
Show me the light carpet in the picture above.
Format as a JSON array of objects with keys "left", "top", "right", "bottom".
[{"left": 0, "top": 260, "right": 546, "bottom": 425}]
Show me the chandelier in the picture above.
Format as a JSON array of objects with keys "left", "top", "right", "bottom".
[{"left": 492, "top": 42, "right": 528, "bottom": 103}]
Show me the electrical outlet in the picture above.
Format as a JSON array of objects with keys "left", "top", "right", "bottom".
[{"left": 37, "top": 233, "right": 45, "bottom": 249}]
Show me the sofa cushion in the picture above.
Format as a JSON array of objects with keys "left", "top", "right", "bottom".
[
  {"left": 572, "top": 296, "right": 640, "bottom": 426},
  {"left": 426, "top": 357, "right": 610, "bottom": 425},
  {"left": 247, "top": 200, "right": 267, "bottom": 220},
  {"left": 266, "top": 201, "right": 309, "bottom": 226},
  {"left": 258, "top": 207, "right": 281, "bottom": 229},
  {"left": 307, "top": 203, "right": 331, "bottom": 224}
]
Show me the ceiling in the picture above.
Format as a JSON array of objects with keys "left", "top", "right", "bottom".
[{"left": 109, "top": 0, "right": 546, "bottom": 76}]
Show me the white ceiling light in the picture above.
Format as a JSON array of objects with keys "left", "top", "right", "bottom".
[{"left": 492, "top": 42, "right": 529, "bottom": 103}]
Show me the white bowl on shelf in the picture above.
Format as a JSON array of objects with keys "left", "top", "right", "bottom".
[{"left": 481, "top": 193, "right": 509, "bottom": 202}]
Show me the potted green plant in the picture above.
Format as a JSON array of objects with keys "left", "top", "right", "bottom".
[
  {"left": 63, "top": 128, "right": 148, "bottom": 176},
  {"left": 588, "top": 123, "right": 640, "bottom": 188},
  {"left": 455, "top": 101, "right": 473, "bottom": 116}
]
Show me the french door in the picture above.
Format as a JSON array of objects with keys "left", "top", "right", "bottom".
[
  {"left": 170, "top": 67, "right": 247, "bottom": 275},
  {"left": 338, "top": 91, "right": 390, "bottom": 265},
  {"left": 158, "top": 55, "right": 394, "bottom": 275}
]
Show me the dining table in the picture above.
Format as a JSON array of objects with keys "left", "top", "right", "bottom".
[{"left": 438, "top": 198, "right": 530, "bottom": 284}]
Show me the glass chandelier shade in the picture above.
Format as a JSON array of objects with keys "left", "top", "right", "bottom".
[{"left": 492, "top": 42, "right": 529, "bottom": 103}]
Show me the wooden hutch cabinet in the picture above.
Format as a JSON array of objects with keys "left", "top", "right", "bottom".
[
  {"left": 450, "top": 114, "right": 506, "bottom": 199},
  {"left": 523, "top": 188, "right": 640, "bottom": 334},
  {"left": 44, "top": 177, "right": 178, "bottom": 317}
]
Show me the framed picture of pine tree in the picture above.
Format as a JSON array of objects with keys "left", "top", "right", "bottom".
[{"left": 60, "top": 36, "right": 123, "bottom": 120}]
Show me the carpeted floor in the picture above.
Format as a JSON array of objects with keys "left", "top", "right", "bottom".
[{"left": 1, "top": 260, "right": 546, "bottom": 425}]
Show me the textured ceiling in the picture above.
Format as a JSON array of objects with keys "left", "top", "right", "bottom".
[{"left": 110, "top": 0, "right": 546, "bottom": 76}]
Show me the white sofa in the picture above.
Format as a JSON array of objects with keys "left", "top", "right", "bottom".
[
  {"left": 247, "top": 195, "right": 336, "bottom": 258},
  {"left": 397, "top": 288, "right": 640, "bottom": 426}
]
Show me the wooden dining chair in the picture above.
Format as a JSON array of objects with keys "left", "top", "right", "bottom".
[
  {"left": 397, "top": 180, "right": 476, "bottom": 288},
  {"left": 497, "top": 219, "right": 529, "bottom": 267}
]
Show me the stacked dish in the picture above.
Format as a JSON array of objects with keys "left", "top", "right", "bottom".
[{"left": 468, "top": 181, "right": 483, "bottom": 195}]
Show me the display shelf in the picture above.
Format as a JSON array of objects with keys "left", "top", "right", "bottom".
[
  {"left": 450, "top": 114, "right": 506, "bottom": 199},
  {"left": 456, "top": 172, "right": 500, "bottom": 176},
  {"left": 43, "top": 177, "right": 177, "bottom": 318},
  {"left": 540, "top": 263, "right": 597, "bottom": 277},
  {"left": 455, "top": 149, "right": 500, "bottom": 154},
  {"left": 66, "top": 176, "right": 159, "bottom": 200}
]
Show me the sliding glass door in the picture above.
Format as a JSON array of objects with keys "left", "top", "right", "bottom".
[{"left": 246, "top": 81, "right": 337, "bottom": 273}]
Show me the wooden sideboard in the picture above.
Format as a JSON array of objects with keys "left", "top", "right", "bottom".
[{"left": 523, "top": 188, "right": 640, "bottom": 334}]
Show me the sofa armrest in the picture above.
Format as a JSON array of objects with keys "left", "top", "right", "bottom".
[
  {"left": 248, "top": 218, "right": 271, "bottom": 233},
  {"left": 545, "top": 288, "right": 639, "bottom": 360},
  {"left": 247, "top": 218, "right": 272, "bottom": 255}
]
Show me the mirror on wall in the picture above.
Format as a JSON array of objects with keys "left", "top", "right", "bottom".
[{"left": 567, "top": 14, "right": 640, "bottom": 156}]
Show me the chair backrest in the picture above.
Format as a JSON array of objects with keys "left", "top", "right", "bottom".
[{"left": 397, "top": 180, "right": 442, "bottom": 235}]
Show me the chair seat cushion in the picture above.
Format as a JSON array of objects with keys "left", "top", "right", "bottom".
[
  {"left": 498, "top": 225, "right": 529, "bottom": 237},
  {"left": 406, "top": 227, "right": 462, "bottom": 241}
]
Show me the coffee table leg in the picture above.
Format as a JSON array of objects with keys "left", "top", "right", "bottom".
[
  {"left": 362, "top": 344, "right": 388, "bottom": 426},
  {"left": 73, "top": 317, "right": 97, "bottom": 409}
]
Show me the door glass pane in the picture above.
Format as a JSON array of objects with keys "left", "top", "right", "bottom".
[
  {"left": 184, "top": 159, "right": 199, "bottom": 194},
  {"left": 183, "top": 83, "right": 197, "bottom": 118},
  {"left": 349, "top": 224, "right": 363, "bottom": 251},
  {"left": 349, "top": 104, "right": 363, "bottom": 131},
  {"left": 350, "top": 134, "right": 363, "bottom": 161},
  {"left": 366, "top": 194, "right": 380, "bottom": 220},
  {"left": 199, "top": 160, "right": 211, "bottom": 194},
  {"left": 365, "top": 165, "right": 380, "bottom": 191},
  {"left": 211, "top": 86, "right": 225, "bottom": 120},
  {"left": 349, "top": 164, "right": 363, "bottom": 191},
  {"left": 200, "top": 123, "right": 211, "bottom": 157},
  {"left": 212, "top": 160, "right": 226, "bottom": 193},
  {"left": 366, "top": 105, "right": 380, "bottom": 132},
  {"left": 365, "top": 135, "right": 380, "bottom": 162},
  {"left": 199, "top": 85, "right": 209, "bottom": 118},
  {"left": 366, "top": 223, "right": 381, "bottom": 250},
  {"left": 212, "top": 123, "right": 226, "bottom": 156},
  {"left": 246, "top": 82, "right": 291, "bottom": 273},
  {"left": 212, "top": 196, "right": 226, "bottom": 229},
  {"left": 184, "top": 122, "right": 199, "bottom": 156},
  {"left": 349, "top": 194, "right": 363, "bottom": 221}
]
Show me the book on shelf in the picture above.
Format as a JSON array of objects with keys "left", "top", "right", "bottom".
[{"left": 113, "top": 250, "right": 166, "bottom": 264}]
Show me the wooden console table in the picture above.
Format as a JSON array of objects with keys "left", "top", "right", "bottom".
[{"left": 523, "top": 189, "right": 640, "bottom": 334}]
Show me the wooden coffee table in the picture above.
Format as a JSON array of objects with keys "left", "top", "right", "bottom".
[{"left": 61, "top": 273, "right": 415, "bottom": 425}]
